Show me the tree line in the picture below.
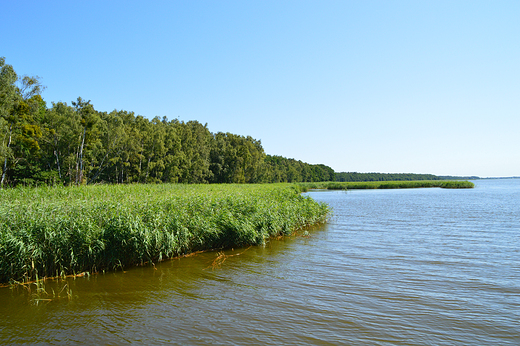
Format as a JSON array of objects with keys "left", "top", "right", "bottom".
[
  {"left": 335, "top": 172, "right": 442, "bottom": 182},
  {"left": 0, "top": 57, "right": 334, "bottom": 187}
]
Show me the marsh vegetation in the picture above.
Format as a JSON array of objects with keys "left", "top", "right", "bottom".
[
  {"left": 0, "top": 183, "right": 329, "bottom": 284},
  {"left": 297, "top": 180, "right": 475, "bottom": 191}
]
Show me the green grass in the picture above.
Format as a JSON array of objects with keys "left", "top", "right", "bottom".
[
  {"left": 0, "top": 184, "right": 329, "bottom": 284},
  {"left": 297, "top": 180, "right": 474, "bottom": 191}
]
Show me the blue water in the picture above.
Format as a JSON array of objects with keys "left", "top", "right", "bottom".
[
  {"left": 1, "top": 179, "right": 518, "bottom": 345},
  {"left": 304, "top": 179, "right": 519, "bottom": 345}
]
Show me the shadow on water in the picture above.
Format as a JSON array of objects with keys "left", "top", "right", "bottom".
[{"left": 0, "top": 226, "right": 328, "bottom": 345}]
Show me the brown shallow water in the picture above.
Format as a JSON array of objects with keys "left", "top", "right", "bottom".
[{"left": 1, "top": 179, "right": 519, "bottom": 345}]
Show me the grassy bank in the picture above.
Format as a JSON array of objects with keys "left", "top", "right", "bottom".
[
  {"left": 0, "top": 184, "right": 329, "bottom": 284},
  {"left": 298, "top": 180, "right": 475, "bottom": 191}
]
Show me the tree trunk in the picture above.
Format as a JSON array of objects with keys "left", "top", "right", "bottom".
[
  {"left": 1, "top": 123, "right": 13, "bottom": 188},
  {"left": 54, "top": 134, "right": 62, "bottom": 179},
  {"left": 78, "top": 127, "right": 86, "bottom": 185},
  {"left": 139, "top": 140, "right": 143, "bottom": 183},
  {"left": 75, "top": 145, "right": 80, "bottom": 185}
]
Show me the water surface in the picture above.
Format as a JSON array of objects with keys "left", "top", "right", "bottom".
[{"left": 1, "top": 179, "right": 519, "bottom": 345}]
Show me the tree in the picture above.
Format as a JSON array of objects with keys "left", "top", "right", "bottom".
[
  {"left": 210, "top": 133, "right": 266, "bottom": 183},
  {"left": 175, "top": 121, "right": 212, "bottom": 183},
  {"left": 0, "top": 57, "right": 19, "bottom": 187},
  {"left": 0, "top": 58, "right": 45, "bottom": 187},
  {"left": 71, "top": 97, "right": 99, "bottom": 185},
  {"left": 1, "top": 56, "right": 341, "bottom": 187}
]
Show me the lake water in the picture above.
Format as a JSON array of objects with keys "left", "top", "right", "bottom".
[{"left": 1, "top": 179, "right": 519, "bottom": 345}]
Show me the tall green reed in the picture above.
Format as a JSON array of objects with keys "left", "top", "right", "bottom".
[{"left": 0, "top": 184, "right": 329, "bottom": 284}]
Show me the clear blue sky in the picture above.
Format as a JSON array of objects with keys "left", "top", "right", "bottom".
[{"left": 2, "top": 0, "right": 519, "bottom": 177}]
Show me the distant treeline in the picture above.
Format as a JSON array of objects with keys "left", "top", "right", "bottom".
[
  {"left": 438, "top": 175, "right": 480, "bottom": 180},
  {"left": 265, "top": 156, "right": 335, "bottom": 183},
  {"left": 335, "top": 172, "right": 481, "bottom": 182},
  {"left": 335, "top": 172, "right": 441, "bottom": 182},
  {"left": 0, "top": 57, "right": 335, "bottom": 187}
]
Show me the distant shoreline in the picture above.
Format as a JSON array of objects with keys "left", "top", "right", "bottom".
[
  {"left": 475, "top": 176, "right": 520, "bottom": 180},
  {"left": 298, "top": 180, "right": 475, "bottom": 191}
]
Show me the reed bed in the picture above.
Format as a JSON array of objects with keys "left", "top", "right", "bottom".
[
  {"left": 0, "top": 184, "right": 329, "bottom": 284},
  {"left": 297, "top": 180, "right": 474, "bottom": 191}
]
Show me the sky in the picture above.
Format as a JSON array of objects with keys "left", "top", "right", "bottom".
[{"left": 2, "top": 0, "right": 519, "bottom": 177}]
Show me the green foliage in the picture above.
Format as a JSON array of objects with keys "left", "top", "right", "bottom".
[
  {"left": 210, "top": 132, "right": 265, "bottom": 183},
  {"left": 1, "top": 58, "right": 47, "bottom": 187},
  {"left": 264, "top": 155, "right": 335, "bottom": 183},
  {"left": 0, "top": 57, "right": 19, "bottom": 119},
  {"left": 0, "top": 184, "right": 330, "bottom": 283},
  {"left": 0, "top": 58, "right": 337, "bottom": 187}
]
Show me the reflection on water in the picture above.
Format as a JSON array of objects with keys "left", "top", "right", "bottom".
[{"left": 1, "top": 179, "right": 519, "bottom": 345}]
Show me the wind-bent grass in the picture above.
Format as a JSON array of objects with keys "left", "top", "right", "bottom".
[
  {"left": 0, "top": 184, "right": 329, "bottom": 284},
  {"left": 297, "top": 180, "right": 474, "bottom": 191}
]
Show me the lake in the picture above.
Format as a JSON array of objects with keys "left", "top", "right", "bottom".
[{"left": 1, "top": 179, "right": 518, "bottom": 345}]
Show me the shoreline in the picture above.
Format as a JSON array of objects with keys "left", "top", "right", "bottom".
[
  {"left": 297, "top": 180, "right": 475, "bottom": 191},
  {"left": 0, "top": 184, "right": 330, "bottom": 285}
]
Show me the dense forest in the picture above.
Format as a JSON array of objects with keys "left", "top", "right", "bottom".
[
  {"left": 0, "top": 57, "right": 335, "bottom": 187},
  {"left": 2, "top": 57, "right": 472, "bottom": 188}
]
